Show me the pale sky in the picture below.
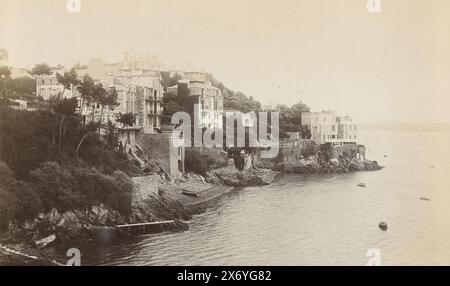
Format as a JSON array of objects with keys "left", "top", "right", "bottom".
[{"left": 1, "top": 0, "right": 450, "bottom": 123}]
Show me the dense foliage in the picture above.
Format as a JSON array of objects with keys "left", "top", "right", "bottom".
[
  {"left": 205, "top": 73, "right": 262, "bottom": 113},
  {"left": 0, "top": 160, "right": 134, "bottom": 231},
  {"left": 0, "top": 70, "right": 141, "bottom": 228},
  {"left": 184, "top": 148, "right": 227, "bottom": 175}
]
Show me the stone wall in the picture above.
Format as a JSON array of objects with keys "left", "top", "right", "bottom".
[
  {"left": 334, "top": 143, "right": 359, "bottom": 159},
  {"left": 255, "top": 139, "right": 317, "bottom": 165},
  {"left": 137, "top": 132, "right": 184, "bottom": 178}
]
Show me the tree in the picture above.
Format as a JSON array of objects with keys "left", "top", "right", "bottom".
[
  {"left": 77, "top": 74, "right": 96, "bottom": 118},
  {"left": 49, "top": 97, "right": 79, "bottom": 153},
  {"left": 0, "top": 66, "right": 12, "bottom": 105},
  {"left": 161, "top": 71, "right": 182, "bottom": 89},
  {"left": 30, "top": 63, "right": 52, "bottom": 76},
  {"left": 116, "top": 112, "right": 136, "bottom": 128},
  {"left": 177, "top": 82, "right": 190, "bottom": 97},
  {"left": 9, "top": 76, "right": 36, "bottom": 97},
  {"left": 301, "top": 126, "right": 311, "bottom": 139},
  {"left": 0, "top": 66, "right": 11, "bottom": 78},
  {"left": 276, "top": 101, "right": 310, "bottom": 137},
  {"left": 96, "top": 86, "right": 118, "bottom": 128},
  {"left": 56, "top": 68, "right": 80, "bottom": 99},
  {"left": 162, "top": 100, "right": 189, "bottom": 124},
  {"left": 289, "top": 101, "right": 310, "bottom": 125},
  {"left": 77, "top": 77, "right": 118, "bottom": 128}
]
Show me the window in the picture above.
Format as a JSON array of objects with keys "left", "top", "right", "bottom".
[{"left": 178, "top": 160, "right": 183, "bottom": 172}]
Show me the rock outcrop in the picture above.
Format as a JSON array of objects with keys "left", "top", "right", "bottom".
[
  {"left": 257, "top": 158, "right": 382, "bottom": 174},
  {"left": 211, "top": 167, "right": 279, "bottom": 187}
]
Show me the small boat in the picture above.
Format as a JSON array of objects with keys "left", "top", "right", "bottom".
[
  {"left": 181, "top": 190, "right": 198, "bottom": 197},
  {"left": 357, "top": 183, "right": 366, "bottom": 188},
  {"left": 379, "top": 221, "right": 388, "bottom": 231},
  {"left": 420, "top": 197, "right": 430, "bottom": 201}
]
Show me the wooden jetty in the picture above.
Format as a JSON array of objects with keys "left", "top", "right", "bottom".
[{"left": 115, "top": 220, "right": 188, "bottom": 235}]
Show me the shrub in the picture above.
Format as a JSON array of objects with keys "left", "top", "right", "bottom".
[
  {"left": 71, "top": 167, "right": 133, "bottom": 215},
  {"left": 0, "top": 162, "right": 19, "bottom": 231},
  {"left": 106, "top": 171, "right": 134, "bottom": 215},
  {"left": 0, "top": 161, "right": 43, "bottom": 230},
  {"left": 13, "top": 181, "right": 43, "bottom": 221},
  {"left": 28, "top": 162, "right": 134, "bottom": 216},
  {"left": 302, "top": 142, "right": 319, "bottom": 158},
  {"left": 185, "top": 149, "right": 210, "bottom": 175},
  {"left": 29, "top": 162, "right": 79, "bottom": 212},
  {"left": 185, "top": 148, "right": 227, "bottom": 175}
]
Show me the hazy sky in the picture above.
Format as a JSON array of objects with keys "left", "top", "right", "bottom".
[{"left": 1, "top": 0, "right": 450, "bottom": 123}]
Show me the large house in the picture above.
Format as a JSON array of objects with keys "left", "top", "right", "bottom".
[
  {"left": 36, "top": 72, "right": 73, "bottom": 100},
  {"left": 32, "top": 56, "right": 190, "bottom": 178},
  {"left": 69, "top": 61, "right": 183, "bottom": 177},
  {"left": 301, "top": 111, "right": 357, "bottom": 146},
  {"left": 167, "top": 71, "right": 224, "bottom": 129}
]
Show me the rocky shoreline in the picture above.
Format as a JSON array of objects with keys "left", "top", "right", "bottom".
[
  {"left": 0, "top": 157, "right": 381, "bottom": 265},
  {"left": 257, "top": 158, "right": 382, "bottom": 174},
  {"left": 0, "top": 167, "right": 279, "bottom": 265}
]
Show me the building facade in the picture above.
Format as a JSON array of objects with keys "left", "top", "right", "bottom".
[
  {"left": 167, "top": 71, "right": 224, "bottom": 129},
  {"left": 337, "top": 115, "right": 357, "bottom": 144},
  {"left": 36, "top": 74, "right": 72, "bottom": 100},
  {"left": 301, "top": 111, "right": 357, "bottom": 146},
  {"left": 78, "top": 72, "right": 164, "bottom": 135}
]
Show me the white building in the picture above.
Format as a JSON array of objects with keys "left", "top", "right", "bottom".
[
  {"left": 80, "top": 72, "right": 164, "bottom": 134},
  {"left": 301, "top": 111, "right": 357, "bottom": 146},
  {"left": 36, "top": 73, "right": 73, "bottom": 100},
  {"left": 167, "top": 71, "right": 224, "bottom": 129},
  {"left": 337, "top": 115, "right": 357, "bottom": 144}
]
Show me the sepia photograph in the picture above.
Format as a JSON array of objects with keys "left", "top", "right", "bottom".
[{"left": 1, "top": 0, "right": 450, "bottom": 271}]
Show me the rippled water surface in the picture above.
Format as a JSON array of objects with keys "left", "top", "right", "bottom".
[{"left": 75, "top": 129, "right": 450, "bottom": 265}]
